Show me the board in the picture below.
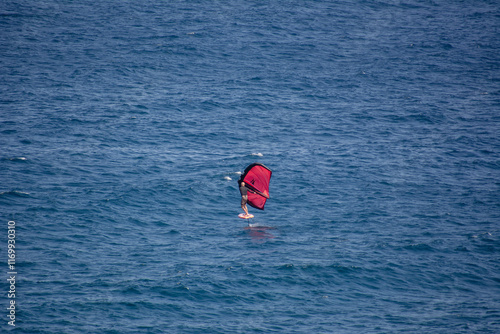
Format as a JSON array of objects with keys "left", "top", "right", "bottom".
[{"left": 238, "top": 213, "right": 254, "bottom": 219}]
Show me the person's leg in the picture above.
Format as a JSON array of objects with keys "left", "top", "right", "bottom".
[{"left": 241, "top": 195, "right": 249, "bottom": 215}]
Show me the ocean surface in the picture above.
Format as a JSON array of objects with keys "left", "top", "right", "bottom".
[{"left": 1, "top": 0, "right": 500, "bottom": 333}]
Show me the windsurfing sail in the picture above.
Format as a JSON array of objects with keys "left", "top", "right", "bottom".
[{"left": 239, "top": 163, "right": 272, "bottom": 210}]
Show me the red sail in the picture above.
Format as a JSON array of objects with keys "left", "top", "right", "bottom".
[{"left": 240, "top": 163, "right": 272, "bottom": 210}]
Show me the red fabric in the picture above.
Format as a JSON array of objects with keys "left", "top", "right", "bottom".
[{"left": 241, "top": 164, "right": 272, "bottom": 210}]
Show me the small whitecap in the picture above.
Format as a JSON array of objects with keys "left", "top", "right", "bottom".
[
  {"left": 224, "top": 176, "right": 232, "bottom": 181},
  {"left": 251, "top": 152, "right": 263, "bottom": 157}
]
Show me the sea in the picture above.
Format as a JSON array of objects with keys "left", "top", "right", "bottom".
[{"left": 1, "top": 0, "right": 499, "bottom": 333}]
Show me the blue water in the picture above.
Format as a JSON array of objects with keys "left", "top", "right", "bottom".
[{"left": 1, "top": 0, "right": 500, "bottom": 332}]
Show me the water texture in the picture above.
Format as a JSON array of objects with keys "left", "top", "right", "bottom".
[{"left": 1, "top": 0, "right": 499, "bottom": 333}]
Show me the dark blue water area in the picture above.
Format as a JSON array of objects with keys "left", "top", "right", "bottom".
[{"left": 1, "top": 0, "right": 500, "bottom": 332}]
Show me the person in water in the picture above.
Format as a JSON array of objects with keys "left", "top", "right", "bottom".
[{"left": 239, "top": 181, "right": 250, "bottom": 216}]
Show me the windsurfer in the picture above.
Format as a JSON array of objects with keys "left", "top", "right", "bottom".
[
  {"left": 239, "top": 181, "right": 250, "bottom": 216},
  {"left": 237, "top": 163, "right": 272, "bottom": 218}
]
